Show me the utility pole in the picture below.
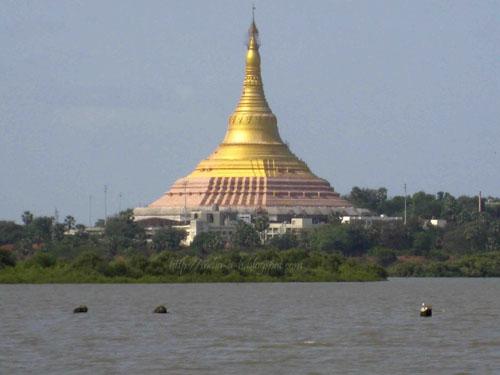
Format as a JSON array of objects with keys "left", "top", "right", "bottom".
[
  {"left": 53, "top": 207, "right": 59, "bottom": 241},
  {"left": 118, "top": 192, "right": 122, "bottom": 213},
  {"left": 183, "top": 179, "right": 188, "bottom": 222},
  {"left": 404, "top": 183, "right": 407, "bottom": 225},
  {"left": 104, "top": 185, "right": 108, "bottom": 224},
  {"left": 89, "top": 195, "right": 92, "bottom": 227},
  {"left": 478, "top": 191, "right": 482, "bottom": 213}
]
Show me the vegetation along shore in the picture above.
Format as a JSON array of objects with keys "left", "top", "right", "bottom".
[{"left": 1, "top": 188, "right": 499, "bottom": 283}]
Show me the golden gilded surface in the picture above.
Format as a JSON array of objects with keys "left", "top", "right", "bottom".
[
  {"left": 138, "top": 19, "right": 350, "bottom": 214},
  {"left": 187, "top": 21, "right": 315, "bottom": 179}
]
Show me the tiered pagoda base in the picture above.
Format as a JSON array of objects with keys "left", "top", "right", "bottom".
[{"left": 134, "top": 175, "right": 351, "bottom": 221}]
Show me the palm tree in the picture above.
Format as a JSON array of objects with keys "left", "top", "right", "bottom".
[
  {"left": 22, "top": 211, "right": 33, "bottom": 226},
  {"left": 64, "top": 215, "right": 76, "bottom": 231}
]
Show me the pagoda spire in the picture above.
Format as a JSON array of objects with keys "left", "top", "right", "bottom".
[
  {"left": 233, "top": 16, "right": 272, "bottom": 115},
  {"left": 222, "top": 16, "right": 282, "bottom": 145}
]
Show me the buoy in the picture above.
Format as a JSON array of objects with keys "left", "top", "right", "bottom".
[
  {"left": 420, "top": 303, "right": 432, "bottom": 317},
  {"left": 154, "top": 305, "right": 168, "bottom": 314},
  {"left": 73, "top": 305, "right": 88, "bottom": 313}
]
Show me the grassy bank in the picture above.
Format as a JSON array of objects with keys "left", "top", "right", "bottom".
[
  {"left": 3, "top": 248, "right": 500, "bottom": 282},
  {"left": 0, "top": 249, "right": 387, "bottom": 283},
  {"left": 387, "top": 252, "right": 500, "bottom": 277}
]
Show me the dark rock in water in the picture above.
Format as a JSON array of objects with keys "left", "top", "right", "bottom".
[
  {"left": 420, "top": 303, "right": 432, "bottom": 317},
  {"left": 73, "top": 305, "right": 88, "bottom": 313},
  {"left": 154, "top": 305, "right": 168, "bottom": 314}
]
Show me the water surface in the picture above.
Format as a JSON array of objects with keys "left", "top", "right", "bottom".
[{"left": 1, "top": 279, "right": 499, "bottom": 374}]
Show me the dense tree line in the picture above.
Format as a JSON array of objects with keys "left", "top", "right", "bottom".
[
  {"left": 0, "top": 248, "right": 387, "bottom": 283},
  {"left": 344, "top": 187, "right": 500, "bottom": 255},
  {"left": 0, "top": 209, "right": 385, "bottom": 282},
  {"left": 1, "top": 188, "right": 500, "bottom": 279}
]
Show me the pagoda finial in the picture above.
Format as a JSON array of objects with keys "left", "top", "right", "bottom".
[
  {"left": 247, "top": 7, "right": 259, "bottom": 50},
  {"left": 232, "top": 16, "right": 271, "bottom": 116}
]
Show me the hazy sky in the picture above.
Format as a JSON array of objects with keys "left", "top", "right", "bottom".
[{"left": 1, "top": 1, "right": 499, "bottom": 224}]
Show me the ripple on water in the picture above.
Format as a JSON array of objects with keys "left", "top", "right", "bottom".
[{"left": 1, "top": 279, "right": 500, "bottom": 374}]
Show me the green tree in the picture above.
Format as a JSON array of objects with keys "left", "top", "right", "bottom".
[
  {"left": 487, "top": 221, "right": 500, "bottom": 250},
  {"left": 442, "top": 226, "right": 469, "bottom": 254},
  {"left": 486, "top": 202, "right": 500, "bottom": 219},
  {"left": 152, "top": 227, "right": 187, "bottom": 251},
  {"left": 379, "top": 196, "right": 405, "bottom": 216},
  {"left": 463, "top": 221, "right": 488, "bottom": 252},
  {"left": 191, "top": 231, "right": 225, "bottom": 256},
  {"left": 412, "top": 231, "right": 436, "bottom": 255},
  {"left": 230, "top": 221, "right": 260, "bottom": 250},
  {"left": 372, "top": 221, "right": 411, "bottom": 250},
  {"left": 311, "top": 224, "right": 351, "bottom": 253},
  {"left": 25, "top": 217, "right": 54, "bottom": 243},
  {"left": 310, "top": 223, "right": 372, "bottom": 256},
  {"left": 104, "top": 210, "right": 145, "bottom": 254},
  {"left": 440, "top": 192, "right": 459, "bottom": 220},
  {"left": 344, "top": 224, "right": 373, "bottom": 256},
  {"left": 52, "top": 223, "right": 66, "bottom": 241},
  {"left": 410, "top": 191, "right": 442, "bottom": 219},
  {"left": 0, "top": 221, "right": 24, "bottom": 245},
  {"left": 348, "top": 186, "right": 387, "bottom": 213}
]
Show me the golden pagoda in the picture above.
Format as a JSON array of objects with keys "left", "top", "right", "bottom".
[{"left": 134, "top": 19, "right": 350, "bottom": 221}]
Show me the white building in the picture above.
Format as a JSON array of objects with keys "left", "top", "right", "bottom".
[
  {"left": 341, "top": 215, "right": 402, "bottom": 226},
  {"left": 426, "top": 219, "right": 447, "bottom": 229},
  {"left": 265, "top": 218, "right": 321, "bottom": 240},
  {"left": 167, "top": 210, "right": 327, "bottom": 245},
  {"left": 176, "top": 210, "right": 239, "bottom": 245}
]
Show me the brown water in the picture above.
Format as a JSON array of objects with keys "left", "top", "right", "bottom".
[{"left": 1, "top": 279, "right": 500, "bottom": 374}]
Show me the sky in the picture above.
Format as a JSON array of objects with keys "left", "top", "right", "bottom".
[{"left": 1, "top": 0, "right": 499, "bottom": 224}]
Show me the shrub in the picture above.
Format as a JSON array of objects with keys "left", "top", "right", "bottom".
[
  {"left": 191, "top": 232, "right": 225, "bottom": 256},
  {"left": 32, "top": 252, "right": 56, "bottom": 268},
  {"left": 268, "top": 233, "right": 298, "bottom": 250},
  {"left": 369, "top": 247, "right": 397, "bottom": 267},
  {"left": 0, "top": 248, "right": 16, "bottom": 268},
  {"left": 72, "top": 251, "right": 105, "bottom": 271},
  {"left": 106, "top": 258, "right": 130, "bottom": 277}
]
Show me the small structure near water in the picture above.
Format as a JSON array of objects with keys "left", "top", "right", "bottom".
[
  {"left": 420, "top": 303, "right": 432, "bottom": 317},
  {"left": 154, "top": 305, "right": 168, "bottom": 314},
  {"left": 73, "top": 305, "right": 88, "bottom": 313}
]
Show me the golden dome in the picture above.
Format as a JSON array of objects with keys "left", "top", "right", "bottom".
[
  {"left": 188, "top": 20, "right": 314, "bottom": 179},
  {"left": 140, "top": 18, "right": 350, "bottom": 214}
]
